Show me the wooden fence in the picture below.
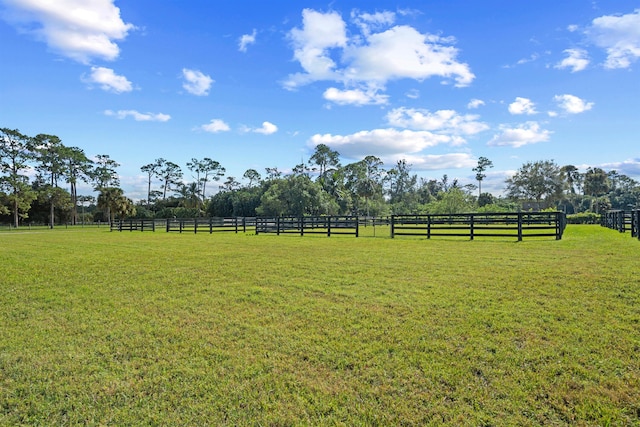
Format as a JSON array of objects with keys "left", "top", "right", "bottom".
[
  {"left": 111, "top": 212, "right": 567, "bottom": 240},
  {"left": 255, "top": 216, "right": 359, "bottom": 237},
  {"left": 111, "top": 217, "right": 250, "bottom": 233},
  {"left": 601, "top": 210, "right": 640, "bottom": 240},
  {"left": 390, "top": 212, "right": 567, "bottom": 241},
  {"left": 110, "top": 219, "right": 158, "bottom": 232}
]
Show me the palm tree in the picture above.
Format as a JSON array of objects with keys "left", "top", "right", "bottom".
[
  {"left": 97, "top": 187, "right": 135, "bottom": 224},
  {"left": 177, "top": 182, "right": 202, "bottom": 209}
]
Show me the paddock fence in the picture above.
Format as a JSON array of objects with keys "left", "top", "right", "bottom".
[
  {"left": 601, "top": 210, "right": 640, "bottom": 240},
  {"left": 255, "top": 216, "right": 359, "bottom": 237},
  {"left": 390, "top": 212, "right": 567, "bottom": 241},
  {"left": 111, "top": 217, "right": 252, "bottom": 234},
  {"left": 110, "top": 212, "right": 567, "bottom": 240}
]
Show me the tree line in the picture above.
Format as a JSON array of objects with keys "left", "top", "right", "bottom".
[{"left": 2, "top": 127, "right": 639, "bottom": 227}]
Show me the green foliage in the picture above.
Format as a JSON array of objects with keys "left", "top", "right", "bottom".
[
  {"left": 425, "top": 188, "right": 475, "bottom": 214},
  {"left": 0, "top": 227, "right": 639, "bottom": 424},
  {"left": 505, "top": 160, "right": 565, "bottom": 208},
  {"left": 97, "top": 187, "right": 135, "bottom": 223},
  {"left": 567, "top": 212, "right": 601, "bottom": 224},
  {"left": 256, "top": 175, "right": 339, "bottom": 217}
]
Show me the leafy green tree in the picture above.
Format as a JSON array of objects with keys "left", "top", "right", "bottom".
[
  {"left": 200, "top": 158, "right": 225, "bottom": 199},
  {"left": 342, "top": 156, "right": 385, "bottom": 216},
  {"left": 97, "top": 187, "right": 135, "bottom": 224},
  {"left": 472, "top": 156, "right": 493, "bottom": 197},
  {"left": 0, "top": 128, "right": 36, "bottom": 227},
  {"left": 477, "top": 192, "right": 495, "bottom": 207},
  {"left": 220, "top": 176, "right": 241, "bottom": 192},
  {"left": 141, "top": 158, "right": 165, "bottom": 206},
  {"left": 34, "top": 134, "right": 67, "bottom": 228},
  {"left": 583, "top": 167, "right": 610, "bottom": 197},
  {"left": 560, "top": 165, "right": 580, "bottom": 195},
  {"left": 386, "top": 159, "right": 417, "bottom": 205},
  {"left": 158, "top": 161, "right": 183, "bottom": 200},
  {"left": 256, "top": 175, "right": 338, "bottom": 217},
  {"left": 265, "top": 167, "right": 282, "bottom": 181},
  {"left": 63, "top": 146, "right": 93, "bottom": 224},
  {"left": 308, "top": 144, "right": 340, "bottom": 186},
  {"left": 242, "top": 168, "right": 262, "bottom": 188},
  {"left": 176, "top": 182, "right": 202, "bottom": 211},
  {"left": 505, "top": 160, "right": 565, "bottom": 209},
  {"left": 92, "top": 154, "right": 120, "bottom": 190},
  {"left": 426, "top": 187, "right": 474, "bottom": 214}
]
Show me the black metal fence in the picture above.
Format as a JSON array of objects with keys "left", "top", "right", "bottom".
[
  {"left": 255, "top": 216, "right": 359, "bottom": 237},
  {"left": 601, "top": 210, "right": 640, "bottom": 240},
  {"left": 110, "top": 213, "right": 567, "bottom": 240},
  {"left": 390, "top": 212, "right": 567, "bottom": 241}
]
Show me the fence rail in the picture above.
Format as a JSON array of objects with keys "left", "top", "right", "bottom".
[
  {"left": 391, "top": 212, "right": 566, "bottom": 241},
  {"left": 109, "top": 212, "right": 567, "bottom": 240},
  {"left": 255, "top": 216, "right": 359, "bottom": 237},
  {"left": 601, "top": 210, "right": 640, "bottom": 240},
  {"left": 110, "top": 219, "right": 157, "bottom": 232},
  {"left": 111, "top": 217, "right": 249, "bottom": 233}
]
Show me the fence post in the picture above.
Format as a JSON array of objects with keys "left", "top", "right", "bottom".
[
  {"left": 390, "top": 215, "right": 395, "bottom": 238},
  {"left": 355, "top": 216, "right": 359, "bottom": 237},
  {"left": 277, "top": 217, "right": 281, "bottom": 236},
  {"left": 327, "top": 216, "right": 332, "bottom": 237},
  {"left": 469, "top": 214, "right": 474, "bottom": 241},
  {"left": 517, "top": 213, "right": 523, "bottom": 241},
  {"left": 427, "top": 215, "right": 431, "bottom": 239}
]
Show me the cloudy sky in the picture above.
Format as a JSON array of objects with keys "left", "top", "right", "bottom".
[{"left": 1, "top": 0, "right": 639, "bottom": 199}]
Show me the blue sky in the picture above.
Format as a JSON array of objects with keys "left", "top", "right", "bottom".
[{"left": 1, "top": 0, "right": 639, "bottom": 200}]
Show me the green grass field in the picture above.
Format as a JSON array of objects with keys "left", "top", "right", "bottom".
[{"left": 1, "top": 225, "right": 639, "bottom": 425}]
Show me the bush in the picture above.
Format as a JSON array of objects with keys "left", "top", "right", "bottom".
[{"left": 567, "top": 212, "right": 600, "bottom": 224}]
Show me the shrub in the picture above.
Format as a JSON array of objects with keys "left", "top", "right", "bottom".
[{"left": 567, "top": 212, "right": 600, "bottom": 224}]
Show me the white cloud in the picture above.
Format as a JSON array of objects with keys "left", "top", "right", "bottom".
[
  {"left": 343, "top": 25, "right": 474, "bottom": 87},
  {"left": 285, "top": 9, "right": 348, "bottom": 88},
  {"left": 323, "top": 87, "right": 388, "bottom": 106},
  {"left": 588, "top": 9, "right": 640, "bottom": 69},
  {"left": 488, "top": 121, "right": 551, "bottom": 148},
  {"left": 182, "top": 68, "right": 213, "bottom": 96},
  {"left": 200, "top": 119, "right": 230, "bottom": 133},
  {"left": 508, "top": 97, "right": 537, "bottom": 115},
  {"left": 386, "top": 107, "right": 489, "bottom": 137},
  {"left": 516, "top": 53, "right": 540, "bottom": 65},
  {"left": 600, "top": 158, "right": 640, "bottom": 177},
  {"left": 1, "top": 0, "right": 134, "bottom": 63},
  {"left": 84, "top": 66, "right": 132, "bottom": 93},
  {"left": 309, "top": 128, "right": 452, "bottom": 158},
  {"left": 555, "top": 48, "right": 590, "bottom": 72},
  {"left": 284, "top": 9, "right": 474, "bottom": 102},
  {"left": 351, "top": 10, "right": 396, "bottom": 36},
  {"left": 253, "top": 121, "right": 278, "bottom": 135},
  {"left": 553, "top": 94, "right": 594, "bottom": 114},
  {"left": 104, "top": 110, "right": 170, "bottom": 122},
  {"left": 384, "top": 153, "right": 476, "bottom": 171},
  {"left": 239, "top": 29, "right": 257, "bottom": 52},
  {"left": 405, "top": 89, "right": 420, "bottom": 99},
  {"left": 567, "top": 24, "right": 579, "bottom": 32},
  {"left": 467, "top": 98, "right": 485, "bottom": 109}
]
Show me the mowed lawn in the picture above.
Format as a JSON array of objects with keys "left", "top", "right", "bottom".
[{"left": 0, "top": 225, "right": 639, "bottom": 426}]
